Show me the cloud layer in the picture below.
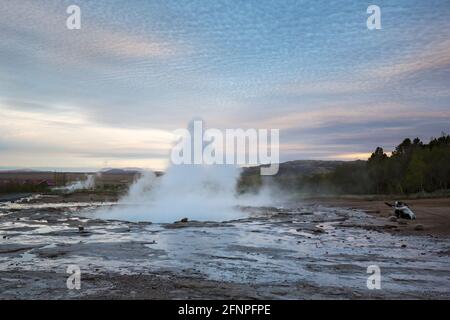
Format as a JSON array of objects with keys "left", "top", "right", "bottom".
[{"left": 0, "top": 0, "right": 449, "bottom": 169}]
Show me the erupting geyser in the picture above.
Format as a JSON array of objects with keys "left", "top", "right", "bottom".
[{"left": 96, "top": 119, "right": 245, "bottom": 223}]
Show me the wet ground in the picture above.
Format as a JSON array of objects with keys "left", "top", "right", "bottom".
[{"left": 0, "top": 194, "right": 449, "bottom": 299}]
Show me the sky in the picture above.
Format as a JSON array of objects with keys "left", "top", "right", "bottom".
[{"left": 0, "top": 0, "right": 449, "bottom": 171}]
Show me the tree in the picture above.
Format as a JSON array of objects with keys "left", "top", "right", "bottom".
[{"left": 403, "top": 152, "right": 426, "bottom": 193}]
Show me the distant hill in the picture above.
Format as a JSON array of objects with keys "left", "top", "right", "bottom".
[
  {"left": 243, "top": 160, "right": 359, "bottom": 177},
  {"left": 276, "top": 160, "right": 353, "bottom": 176},
  {"left": 0, "top": 168, "right": 45, "bottom": 173},
  {"left": 1, "top": 162, "right": 354, "bottom": 177},
  {"left": 100, "top": 168, "right": 141, "bottom": 175},
  {"left": 100, "top": 168, "right": 163, "bottom": 176}
]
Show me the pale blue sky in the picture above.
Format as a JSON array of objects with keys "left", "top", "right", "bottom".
[{"left": 0, "top": 0, "right": 449, "bottom": 170}]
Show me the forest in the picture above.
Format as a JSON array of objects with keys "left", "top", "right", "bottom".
[{"left": 297, "top": 134, "right": 450, "bottom": 195}]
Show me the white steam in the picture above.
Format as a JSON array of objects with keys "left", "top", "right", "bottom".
[
  {"left": 96, "top": 164, "right": 245, "bottom": 223},
  {"left": 54, "top": 174, "right": 95, "bottom": 192},
  {"left": 95, "top": 119, "right": 278, "bottom": 223}
]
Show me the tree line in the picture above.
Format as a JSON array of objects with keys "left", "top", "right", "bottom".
[{"left": 300, "top": 134, "right": 450, "bottom": 195}]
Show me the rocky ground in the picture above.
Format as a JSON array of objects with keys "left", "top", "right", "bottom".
[
  {"left": 306, "top": 197, "right": 450, "bottom": 236},
  {"left": 0, "top": 193, "right": 449, "bottom": 299}
]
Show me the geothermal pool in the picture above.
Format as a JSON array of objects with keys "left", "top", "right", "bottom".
[{"left": 0, "top": 195, "right": 449, "bottom": 299}]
